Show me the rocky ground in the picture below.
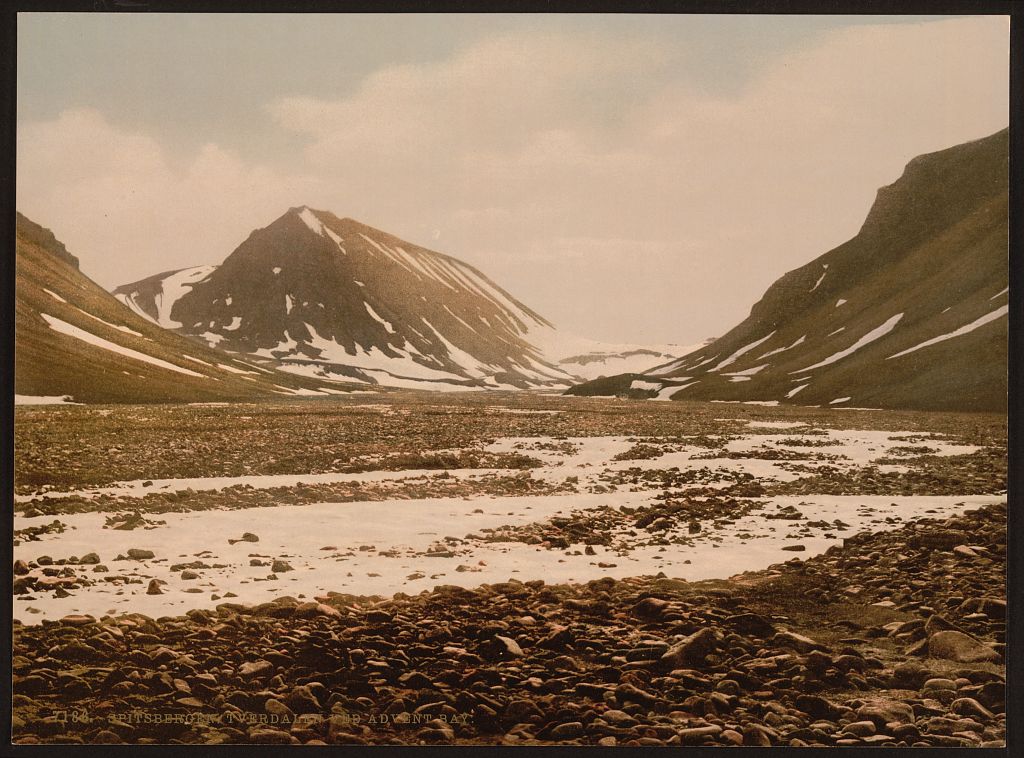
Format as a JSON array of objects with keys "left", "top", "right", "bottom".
[{"left": 12, "top": 502, "right": 1006, "bottom": 746}]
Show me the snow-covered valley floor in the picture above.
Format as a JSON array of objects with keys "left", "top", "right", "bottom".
[{"left": 13, "top": 396, "right": 1005, "bottom": 622}]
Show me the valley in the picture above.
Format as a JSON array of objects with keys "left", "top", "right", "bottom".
[{"left": 10, "top": 393, "right": 1007, "bottom": 746}]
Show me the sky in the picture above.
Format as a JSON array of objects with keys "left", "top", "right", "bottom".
[{"left": 17, "top": 13, "right": 1009, "bottom": 345}]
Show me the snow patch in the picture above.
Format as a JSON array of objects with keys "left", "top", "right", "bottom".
[
  {"left": 809, "top": 266, "right": 827, "bottom": 292},
  {"left": 41, "top": 314, "right": 207, "bottom": 378},
  {"left": 888, "top": 305, "right": 1008, "bottom": 359},
  {"left": 793, "top": 314, "right": 903, "bottom": 372},
  {"left": 786, "top": 384, "right": 809, "bottom": 398},
  {"left": 629, "top": 380, "right": 662, "bottom": 392},
  {"left": 708, "top": 332, "right": 776, "bottom": 372},
  {"left": 364, "top": 302, "right": 396, "bottom": 334},
  {"left": 758, "top": 335, "right": 805, "bottom": 359},
  {"left": 15, "top": 394, "right": 80, "bottom": 406}
]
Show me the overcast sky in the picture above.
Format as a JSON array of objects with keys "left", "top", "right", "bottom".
[{"left": 17, "top": 13, "right": 1009, "bottom": 345}]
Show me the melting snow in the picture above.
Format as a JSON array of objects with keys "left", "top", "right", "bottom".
[
  {"left": 42, "top": 288, "right": 67, "bottom": 303},
  {"left": 297, "top": 207, "right": 324, "bottom": 235},
  {"left": 285, "top": 295, "right": 294, "bottom": 314},
  {"left": 217, "top": 363, "right": 258, "bottom": 376},
  {"left": 794, "top": 313, "right": 903, "bottom": 372},
  {"left": 364, "top": 302, "right": 396, "bottom": 334},
  {"left": 14, "top": 394, "right": 80, "bottom": 406},
  {"left": 74, "top": 308, "right": 144, "bottom": 337},
  {"left": 990, "top": 287, "right": 1008, "bottom": 300},
  {"left": 141, "top": 266, "right": 216, "bottom": 329},
  {"left": 888, "top": 304, "right": 1008, "bottom": 359},
  {"left": 830, "top": 397, "right": 852, "bottom": 404},
  {"left": 272, "top": 267, "right": 282, "bottom": 275},
  {"left": 708, "top": 332, "right": 776, "bottom": 372},
  {"left": 828, "top": 327, "right": 846, "bottom": 336},
  {"left": 41, "top": 314, "right": 207, "bottom": 378},
  {"left": 223, "top": 316, "right": 243, "bottom": 331},
  {"left": 651, "top": 381, "right": 697, "bottom": 400},
  {"left": 724, "top": 363, "right": 769, "bottom": 377},
  {"left": 786, "top": 383, "right": 809, "bottom": 398},
  {"left": 809, "top": 266, "right": 828, "bottom": 292},
  {"left": 629, "top": 380, "right": 662, "bottom": 392},
  {"left": 758, "top": 335, "right": 805, "bottom": 359},
  {"left": 836, "top": 299, "right": 847, "bottom": 307}
]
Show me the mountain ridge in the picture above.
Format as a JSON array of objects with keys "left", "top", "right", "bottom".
[
  {"left": 115, "top": 207, "right": 698, "bottom": 389},
  {"left": 15, "top": 212, "right": 368, "bottom": 404},
  {"left": 568, "top": 128, "right": 1008, "bottom": 412}
]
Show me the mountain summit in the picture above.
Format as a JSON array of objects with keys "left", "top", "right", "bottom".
[
  {"left": 116, "top": 208, "right": 696, "bottom": 389},
  {"left": 15, "top": 212, "right": 361, "bottom": 403},
  {"left": 569, "top": 128, "right": 1008, "bottom": 411}
]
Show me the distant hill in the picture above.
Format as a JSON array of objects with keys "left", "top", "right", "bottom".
[
  {"left": 115, "top": 207, "right": 697, "bottom": 389},
  {"left": 568, "top": 128, "right": 1008, "bottom": 412},
  {"left": 15, "top": 212, "right": 365, "bottom": 404}
]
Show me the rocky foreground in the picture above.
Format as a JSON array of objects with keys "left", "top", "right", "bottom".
[{"left": 12, "top": 503, "right": 1006, "bottom": 746}]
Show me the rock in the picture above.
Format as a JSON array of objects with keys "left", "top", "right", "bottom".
[
  {"left": 249, "top": 728, "right": 294, "bottom": 744},
  {"left": 13, "top": 560, "right": 30, "bottom": 575},
  {"left": 632, "top": 597, "right": 669, "bottom": 619},
  {"left": 503, "top": 699, "right": 543, "bottom": 722},
  {"left": 781, "top": 544, "right": 806, "bottom": 552},
  {"left": 238, "top": 660, "right": 274, "bottom": 679},
  {"left": 549, "top": 721, "right": 584, "bottom": 740},
  {"left": 79, "top": 552, "right": 100, "bottom": 564},
  {"left": 494, "top": 635, "right": 524, "bottom": 657},
  {"left": 283, "top": 684, "right": 322, "bottom": 713},
  {"left": 742, "top": 724, "right": 774, "bottom": 747},
  {"left": 949, "top": 697, "right": 994, "bottom": 720},
  {"left": 773, "top": 630, "right": 826, "bottom": 653},
  {"left": 90, "top": 730, "right": 123, "bottom": 743},
  {"left": 958, "top": 597, "right": 1006, "bottom": 620},
  {"left": 844, "top": 721, "right": 877, "bottom": 737},
  {"left": 181, "top": 570, "right": 199, "bottom": 580},
  {"left": 928, "top": 631, "right": 1001, "bottom": 663},
  {"left": 127, "top": 548, "right": 155, "bottom": 560},
  {"left": 660, "top": 627, "right": 720, "bottom": 669},
  {"left": 271, "top": 560, "right": 294, "bottom": 573},
  {"left": 679, "top": 725, "right": 723, "bottom": 744},
  {"left": 724, "top": 612, "right": 776, "bottom": 637},
  {"left": 856, "top": 698, "right": 914, "bottom": 727},
  {"left": 795, "top": 694, "right": 841, "bottom": 720},
  {"left": 891, "top": 662, "right": 934, "bottom": 689},
  {"left": 146, "top": 579, "right": 163, "bottom": 595}
]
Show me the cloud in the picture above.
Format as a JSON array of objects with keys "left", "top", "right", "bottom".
[
  {"left": 266, "top": 16, "right": 1007, "bottom": 342},
  {"left": 17, "top": 108, "right": 323, "bottom": 287},
  {"left": 17, "top": 16, "right": 1008, "bottom": 343}
]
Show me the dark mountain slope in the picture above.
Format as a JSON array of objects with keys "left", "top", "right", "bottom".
[
  {"left": 117, "top": 208, "right": 590, "bottom": 389},
  {"left": 15, "top": 213, "right": 362, "bottom": 404},
  {"left": 569, "top": 128, "right": 1008, "bottom": 412}
]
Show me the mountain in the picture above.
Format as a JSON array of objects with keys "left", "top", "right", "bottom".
[
  {"left": 115, "top": 208, "right": 693, "bottom": 389},
  {"left": 15, "top": 212, "right": 365, "bottom": 404},
  {"left": 568, "top": 128, "right": 1008, "bottom": 412}
]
